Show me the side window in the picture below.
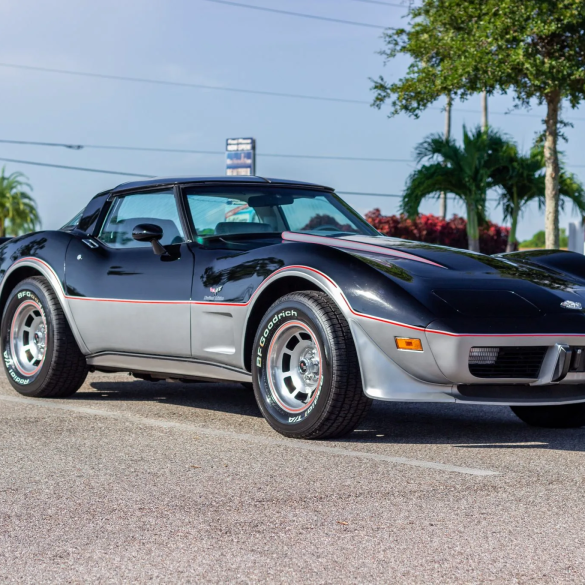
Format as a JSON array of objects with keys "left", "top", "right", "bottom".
[{"left": 98, "top": 191, "right": 185, "bottom": 248}]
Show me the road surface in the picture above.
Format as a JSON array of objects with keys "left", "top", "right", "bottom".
[{"left": 1, "top": 373, "right": 584, "bottom": 583}]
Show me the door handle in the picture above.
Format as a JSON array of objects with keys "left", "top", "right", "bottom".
[{"left": 82, "top": 238, "right": 99, "bottom": 249}]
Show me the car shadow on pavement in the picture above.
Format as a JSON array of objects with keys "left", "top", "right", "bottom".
[
  {"left": 79, "top": 379, "right": 264, "bottom": 418},
  {"left": 345, "top": 400, "right": 585, "bottom": 453},
  {"left": 77, "top": 379, "right": 585, "bottom": 452}
]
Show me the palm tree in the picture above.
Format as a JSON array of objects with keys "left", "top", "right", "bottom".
[
  {"left": 0, "top": 167, "right": 40, "bottom": 237},
  {"left": 493, "top": 145, "right": 585, "bottom": 252},
  {"left": 402, "top": 126, "right": 508, "bottom": 252}
]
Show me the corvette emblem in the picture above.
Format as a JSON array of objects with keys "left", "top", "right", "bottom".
[
  {"left": 561, "top": 300, "right": 582, "bottom": 310},
  {"left": 204, "top": 285, "right": 225, "bottom": 301}
]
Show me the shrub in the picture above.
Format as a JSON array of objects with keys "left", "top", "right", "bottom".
[{"left": 365, "top": 209, "right": 513, "bottom": 255}]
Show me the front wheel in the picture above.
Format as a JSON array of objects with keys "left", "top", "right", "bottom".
[
  {"left": 511, "top": 403, "right": 585, "bottom": 428},
  {"left": 1, "top": 276, "right": 88, "bottom": 397},
  {"left": 252, "top": 291, "right": 371, "bottom": 439}
]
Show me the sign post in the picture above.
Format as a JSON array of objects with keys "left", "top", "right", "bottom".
[
  {"left": 226, "top": 138, "right": 256, "bottom": 176},
  {"left": 568, "top": 222, "right": 585, "bottom": 254}
]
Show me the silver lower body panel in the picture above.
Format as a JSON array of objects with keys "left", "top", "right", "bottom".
[
  {"left": 349, "top": 319, "right": 585, "bottom": 406},
  {"left": 86, "top": 352, "right": 252, "bottom": 383}
]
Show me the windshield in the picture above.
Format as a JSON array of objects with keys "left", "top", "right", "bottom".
[
  {"left": 185, "top": 186, "right": 378, "bottom": 238},
  {"left": 60, "top": 208, "right": 84, "bottom": 231}
]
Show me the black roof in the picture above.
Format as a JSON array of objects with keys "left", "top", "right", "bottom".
[{"left": 111, "top": 176, "right": 333, "bottom": 193}]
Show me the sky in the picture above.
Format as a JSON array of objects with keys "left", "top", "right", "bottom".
[{"left": 1, "top": 0, "right": 584, "bottom": 241}]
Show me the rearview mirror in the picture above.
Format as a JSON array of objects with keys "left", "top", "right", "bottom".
[
  {"left": 248, "top": 194, "right": 294, "bottom": 208},
  {"left": 132, "top": 223, "right": 166, "bottom": 256}
]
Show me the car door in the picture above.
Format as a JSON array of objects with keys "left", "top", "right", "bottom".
[
  {"left": 65, "top": 188, "right": 194, "bottom": 357},
  {"left": 184, "top": 186, "right": 287, "bottom": 370}
]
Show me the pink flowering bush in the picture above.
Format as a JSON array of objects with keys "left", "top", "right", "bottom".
[{"left": 365, "top": 210, "right": 513, "bottom": 254}]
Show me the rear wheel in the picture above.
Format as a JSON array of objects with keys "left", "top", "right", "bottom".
[
  {"left": 252, "top": 291, "right": 371, "bottom": 439},
  {"left": 1, "top": 276, "right": 88, "bottom": 397},
  {"left": 511, "top": 403, "right": 585, "bottom": 428}
]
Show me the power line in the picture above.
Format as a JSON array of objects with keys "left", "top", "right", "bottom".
[
  {"left": 0, "top": 62, "right": 366, "bottom": 105},
  {"left": 0, "top": 139, "right": 224, "bottom": 156},
  {"left": 0, "top": 156, "right": 408, "bottom": 196},
  {"left": 267, "top": 152, "right": 411, "bottom": 163},
  {"left": 0, "top": 157, "right": 527, "bottom": 209},
  {"left": 339, "top": 190, "right": 498, "bottom": 201},
  {"left": 0, "top": 139, "right": 87, "bottom": 150},
  {"left": 339, "top": 191, "right": 401, "bottom": 197},
  {"left": 0, "top": 157, "right": 155, "bottom": 178},
  {"left": 0, "top": 138, "right": 414, "bottom": 163},
  {"left": 201, "top": 0, "right": 389, "bottom": 29},
  {"left": 0, "top": 157, "right": 503, "bottom": 202},
  {"left": 348, "top": 0, "right": 407, "bottom": 6},
  {"left": 2, "top": 61, "right": 584, "bottom": 122},
  {"left": 3, "top": 138, "right": 584, "bottom": 168}
]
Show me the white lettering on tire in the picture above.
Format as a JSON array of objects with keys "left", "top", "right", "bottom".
[{"left": 256, "top": 310, "right": 297, "bottom": 367}]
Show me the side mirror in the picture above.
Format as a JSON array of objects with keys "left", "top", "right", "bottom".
[{"left": 132, "top": 223, "right": 167, "bottom": 256}]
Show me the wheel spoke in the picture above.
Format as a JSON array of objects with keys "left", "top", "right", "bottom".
[
  {"left": 291, "top": 387, "right": 304, "bottom": 399},
  {"left": 268, "top": 322, "right": 322, "bottom": 412},
  {"left": 11, "top": 302, "right": 47, "bottom": 375}
]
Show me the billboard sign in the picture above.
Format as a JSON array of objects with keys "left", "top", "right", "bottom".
[{"left": 226, "top": 137, "right": 256, "bottom": 176}]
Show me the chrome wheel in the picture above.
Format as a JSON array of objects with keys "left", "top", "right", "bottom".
[
  {"left": 10, "top": 300, "right": 47, "bottom": 376},
  {"left": 267, "top": 322, "right": 322, "bottom": 413}
]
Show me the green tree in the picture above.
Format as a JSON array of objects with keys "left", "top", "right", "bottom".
[
  {"left": 372, "top": 0, "right": 585, "bottom": 249},
  {"left": 0, "top": 167, "right": 40, "bottom": 237},
  {"left": 521, "top": 228, "right": 569, "bottom": 249},
  {"left": 401, "top": 126, "right": 508, "bottom": 252},
  {"left": 493, "top": 145, "right": 585, "bottom": 251}
]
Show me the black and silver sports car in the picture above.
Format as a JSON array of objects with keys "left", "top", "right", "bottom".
[{"left": 3, "top": 175, "right": 585, "bottom": 438}]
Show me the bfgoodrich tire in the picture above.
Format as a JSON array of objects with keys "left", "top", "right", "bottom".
[
  {"left": 252, "top": 291, "right": 371, "bottom": 439},
  {"left": 511, "top": 403, "right": 585, "bottom": 429},
  {"left": 1, "top": 276, "right": 88, "bottom": 397}
]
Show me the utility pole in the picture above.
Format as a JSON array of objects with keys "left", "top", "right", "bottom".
[
  {"left": 481, "top": 89, "right": 488, "bottom": 131},
  {"left": 439, "top": 94, "right": 451, "bottom": 218}
]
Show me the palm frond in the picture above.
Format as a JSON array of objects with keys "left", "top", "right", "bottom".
[
  {"left": 0, "top": 168, "right": 40, "bottom": 235},
  {"left": 559, "top": 171, "right": 585, "bottom": 216},
  {"left": 401, "top": 163, "right": 469, "bottom": 217}
]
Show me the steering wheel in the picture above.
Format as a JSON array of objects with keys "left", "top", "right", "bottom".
[{"left": 313, "top": 225, "right": 341, "bottom": 232}]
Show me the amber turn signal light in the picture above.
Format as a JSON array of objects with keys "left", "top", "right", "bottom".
[{"left": 395, "top": 337, "right": 423, "bottom": 351}]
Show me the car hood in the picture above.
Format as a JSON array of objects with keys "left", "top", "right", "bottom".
[
  {"left": 286, "top": 231, "right": 571, "bottom": 272},
  {"left": 284, "top": 231, "right": 538, "bottom": 273},
  {"left": 283, "top": 231, "right": 585, "bottom": 320}
]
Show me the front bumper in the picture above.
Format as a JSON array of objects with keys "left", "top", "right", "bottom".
[{"left": 349, "top": 318, "right": 585, "bottom": 406}]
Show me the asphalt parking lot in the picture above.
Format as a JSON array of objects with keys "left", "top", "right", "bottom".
[{"left": 1, "top": 373, "right": 585, "bottom": 584}]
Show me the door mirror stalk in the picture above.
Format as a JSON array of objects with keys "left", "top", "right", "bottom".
[{"left": 132, "top": 223, "right": 168, "bottom": 256}]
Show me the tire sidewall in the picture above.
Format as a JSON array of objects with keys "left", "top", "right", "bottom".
[
  {"left": 1, "top": 280, "right": 55, "bottom": 395},
  {"left": 252, "top": 297, "right": 335, "bottom": 435}
]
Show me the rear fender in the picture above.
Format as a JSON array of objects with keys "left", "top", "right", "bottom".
[{"left": 0, "top": 254, "right": 89, "bottom": 355}]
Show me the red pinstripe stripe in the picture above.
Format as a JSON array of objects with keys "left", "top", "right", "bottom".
[
  {"left": 11, "top": 257, "right": 585, "bottom": 339},
  {"left": 11, "top": 259, "right": 337, "bottom": 307},
  {"left": 68, "top": 297, "right": 192, "bottom": 305}
]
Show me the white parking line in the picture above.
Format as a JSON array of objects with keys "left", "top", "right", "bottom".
[{"left": 0, "top": 394, "right": 499, "bottom": 476}]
